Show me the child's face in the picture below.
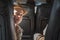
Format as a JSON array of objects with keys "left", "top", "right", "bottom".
[{"left": 14, "top": 8, "right": 24, "bottom": 24}]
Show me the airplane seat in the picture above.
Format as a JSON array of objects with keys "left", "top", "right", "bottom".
[
  {"left": 0, "top": 0, "right": 14, "bottom": 40},
  {"left": 0, "top": 15, "right": 5, "bottom": 40},
  {"left": 45, "top": 0, "right": 60, "bottom": 40},
  {"left": 19, "top": 4, "right": 35, "bottom": 40},
  {"left": 46, "top": 0, "right": 54, "bottom": 5},
  {"left": 35, "top": 3, "right": 52, "bottom": 34}
]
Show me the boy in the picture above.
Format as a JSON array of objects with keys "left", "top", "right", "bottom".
[{"left": 13, "top": 5, "right": 27, "bottom": 40}]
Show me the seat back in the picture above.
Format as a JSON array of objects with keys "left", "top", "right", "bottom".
[
  {"left": 19, "top": 4, "right": 35, "bottom": 40},
  {"left": 0, "top": 0, "right": 15, "bottom": 40},
  {"left": 35, "top": 4, "right": 52, "bottom": 34},
  {"left": 0, "top": 15, "right": 5, "bottom": 40},
  {"left": 45, "top": 0, "right": 60, "bottom": 40}
]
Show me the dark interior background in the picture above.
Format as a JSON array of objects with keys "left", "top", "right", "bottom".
[{"left": 0, "top": 0, "right": 54, "bottom": 40}]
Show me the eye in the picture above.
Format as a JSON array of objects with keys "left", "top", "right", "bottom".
[
  {"left": 19, "top": 14, "right": 23, "bottom": 16},
  {"left": 20, "top": 13, "right": 23, "bottom": 16},
  {"left": 16, "top": 12, "right": 23, "bottom": 16}
]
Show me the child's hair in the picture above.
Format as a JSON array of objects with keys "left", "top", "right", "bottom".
[
  {"left": 13, "top": 3, "right": 28, "bottom": 24},
  {"left": 13, "top": 3, "right": 27, "bottom": 16}
]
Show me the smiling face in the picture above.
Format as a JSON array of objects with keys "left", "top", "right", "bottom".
[{"left": 13, "top": 6, "right": 27, "bottom": 25}]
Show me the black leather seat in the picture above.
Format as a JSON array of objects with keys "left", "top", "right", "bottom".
[
  {"left": 45, "top": 0, "right": 60, "bottom": 40},
  {"left": 35, "top": 3, "right": 52, "bottom": 34},
  {"left": 0, "top": 15, "right": 5, "bottom": 40},
  {"left": 46, "top": 0, "right": 54, "bottom": 5},
  {"left": 0, "top": 0, "right": 15, "bottom": 40}
]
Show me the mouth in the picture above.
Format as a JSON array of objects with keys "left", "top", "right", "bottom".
[{"left": 14, "top": 17, "right": 23, "bottom": 24}]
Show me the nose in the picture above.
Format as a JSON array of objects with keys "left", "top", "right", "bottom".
[{"left": 18, "top": 15, "right": 21, "bottom": 17}]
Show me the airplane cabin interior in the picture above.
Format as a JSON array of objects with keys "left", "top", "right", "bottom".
[{"left": 0, "top": 0, "right": 60, "bottom": 40}]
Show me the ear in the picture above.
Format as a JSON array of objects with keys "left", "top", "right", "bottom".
[{"left": 23, "top": 9, "right": 28, "bottom": 16}]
